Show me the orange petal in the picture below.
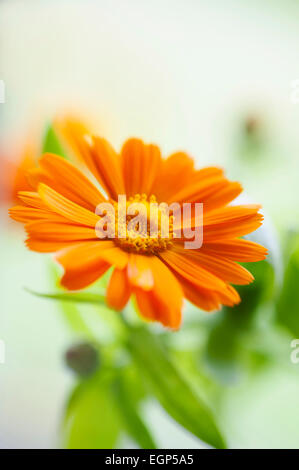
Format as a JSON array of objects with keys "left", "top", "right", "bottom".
[
  {"left": 176, "top": 272, "right": 240, "bottom": 311},
  {"left": 166, "top": 169, "right": 242, "bottom": 211},
  {"left": 127, "top": 254, "right": 154, "bottom": 290},
  {"left": 106, "top": 268, "right": 131, "bottom": 310},
  {"left": 60, "top": 262, "right": 110, "bottom": 290},
  {"left": 203, "top": 206, "right": 264, "bottom": 240},
  {"left": 172, "top": 244, "right": 254, "bottom": 285},
  {"left": 204, "top": 204, "right": 262, "bottom": 225},
  {"left": 168, "top": 176, "right": 228, "bottom": 204},
  {"left": 121, "top": 138, "right": 162, "bottom": 196},
  {"left": 53, "top": 114, "right": 93, "bottom": 163},
  {"left": 192, "top": 166, "right": 224, "bottom": 179},
  {"left": 25, "top": 220, "right": 98, "bottom": 241},
  {"left": 36, "top": 153, "right": 105, "bottom": 210},
  {"left": 178, "top": 275, "right": 222, "bottom": 311},
  {"left": 135, "top": 289, "right": 182, "bottom": 329},
  {"left": 26, "top": 167, "right": 52, "bottom": 189},
  {"left": 25, "top": 239, "right": 79, "bottom": 253},
  {"left": 202, "top": 238, "right": 268, "bottom": 262},
  {"left": 38, "top": 183, "right": 100, "bottom": 227},
  {"left": 135, "top": 290, "right": 159, "bottom": 321},
  {"left": 218, "top": 284, "right": 241, "bottom": 307},
  {"left": 160, "top": 249, "right": 227, "bottom": 292},
  {"left": 94, "top": 245, "right": 129, "bottom": 269},
  {"left": 151, "top": 152, "right": 195, "bottom": 202},
  {"left": 134, "top": 256, "right": 183, "bottom": 329},
  {"left": 56, "top": 241, "right": 127, "bottom": 290},
  {"left": 152, "top": 150, "right": 224, "bottom": 204},
  {"left": 203, "top": 182, "right": 243, "bottom": 212},
  {"left": 17, "top": 191, "right": 48, "bottom": 210},
  {"left": 9, "top": 205, "right": 67, "bottom": 223},
  {"left": 80, "top": 136, "right": 125, "bottom": 200}
]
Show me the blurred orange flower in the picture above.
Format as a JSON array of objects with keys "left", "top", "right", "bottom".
[
  {"left": 9, "top": 133, "right": 267, "bottom": 329},
  {"left": 53, "top": 114, "right": 95, "bottom": 164},
  {"left": 1, "top": 115, "right": 94, "bottom": 206},
  {"left": 1, "top": 145, "right": 36, "bottom": 205}
]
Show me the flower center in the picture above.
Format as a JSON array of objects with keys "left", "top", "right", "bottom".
[{"left": 113, "top": 194, "right": 174, "bottom": 255}]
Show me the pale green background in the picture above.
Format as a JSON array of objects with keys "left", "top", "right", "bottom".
[{"left": 1, "top": 0, "right": 299, "bottom": 448}]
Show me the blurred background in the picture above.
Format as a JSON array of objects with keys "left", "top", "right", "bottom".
[{"left": 1, "top": 0, "right": 299, "bottom": 449}]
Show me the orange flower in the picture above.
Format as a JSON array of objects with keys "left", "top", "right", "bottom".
[
  {"left": 1, "top": 114, "right": 96, "bottom": 206},
  {"left": 9, "top": 134, "right": 267, "bottom": 329},
  {"left": 0, "top": 144, "right": 36, "bottom": 205}
]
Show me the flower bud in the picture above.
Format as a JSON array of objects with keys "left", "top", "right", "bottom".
[{"left": 65, "top": 342, "right": 100, "bottom": 377}]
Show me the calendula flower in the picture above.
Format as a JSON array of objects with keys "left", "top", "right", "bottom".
[{"left": 9, "top": 133, "right": 267, "bottom": 329}]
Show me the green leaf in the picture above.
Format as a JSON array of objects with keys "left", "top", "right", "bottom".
[
  {"left": 25, "top": 288, "right": 107, "bottom": 338},
  {"left": 63, "top": 375, "right": 121, "bottom": 449},
  {"left": 46, "top": 262, "right": 107, "bottom": 336},
  {"left": 127, "top": 327, "right": 226, "bottom": 449},
  {"left": 26, "top": 288, "right": 106, "bottom": 305},
  {"left": 112, "top": 374, "right": 156, "bottom": 449},
  {"left": 57, "top": 298, "right": 96, "bottom": 338},
  {"left": 42, "top": 124, "right": 68, "bottom": 158},
  {"left": 26, "top": 284, "right": 127, "bottom": 340},
  {"left": 63, "top": 381, "right": 86, "bottom": 424}
]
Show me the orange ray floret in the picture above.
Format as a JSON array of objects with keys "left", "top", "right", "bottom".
[{"left": 9, "top": 131, "right": 267, "bottom": 330}]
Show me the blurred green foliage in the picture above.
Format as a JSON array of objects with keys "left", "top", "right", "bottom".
[
  {"left": 204, "top": 260, "right": 275, "bottom": 383},
  {"left": 32, "top": 253, "right": 280, "bottom": 449},
  {"left": 42, "top": 124, "right": 68, "bottom": 159},
  {"left": 63, "top": 373, "right": 122, "bottom": 449},
  {"left": 127, "top": 327, "right": 226, "bottom": 449}
]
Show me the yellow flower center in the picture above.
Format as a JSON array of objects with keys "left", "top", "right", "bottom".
[{"left": 113, "top": 194, "right": 174, "bottom": 255}]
